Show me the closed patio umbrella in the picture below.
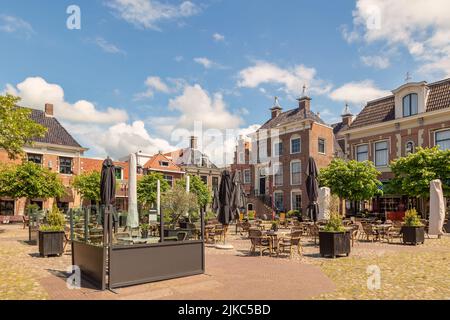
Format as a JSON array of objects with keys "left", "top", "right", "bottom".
[
  {"left": 216, "top": 170, "right": 233, "bottom": 225},
  {"left": 100, "top": 157, "right": 116, "bottom": 238},
  {"left": 306, "top": 157, "right": 319, "bottom": 222},
  {"left": 126, "top": 153, "right": 139, "bottom": 229},
  {"left": 214, "top": 170, "right": 234, "bottom": 249}
]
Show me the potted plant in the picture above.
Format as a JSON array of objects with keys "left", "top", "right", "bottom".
[
  {"left": 402, "top": 209, "right": 425, "bottom": 245},
  {"left": 38, "top": 205, "right": 66, "bottom": 257},
  {"left": 319, "top": 213, "right": 350, "bottom": 258},
  {"left": 140, "top": 223, "right": 150, "bottom": 238},
  {"left": 271, "top": 221, "right": 279, "bottom": 232}
]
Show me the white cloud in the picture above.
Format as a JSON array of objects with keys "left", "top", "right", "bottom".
[
  {"left": 0, "top": 14, "right": 34, "bottom": 38},
  {"left": 174, "top": 55, "right": 184, "bottom": 62},
  {"left": 106, "top": 0, "right": 201, "bottom": 30},
  {"left": 92, "top": 37, "right": 126, "bottom": 55},
  {"left": 361, "top": 55, "right": 390, "bottom": 69},
  {"left": 134, "top": 76, "right": 186, "bottom": 100},
  {"left": 5, "top": 77, "right": 128, "bottom": 124},
  {"left": 212, "top": 32, "right": 225, "bottom": 42},
  {"left": 168, "top": 84, "right": 243, "bottom": 130},
  {"left": 329, "top": 80, "right": 390, "bottom": 105},
  {"left": 237, "top": 61, "right": 332, "bottom": 97},
  {"left": 193, "top": 57, "right": 224, "bottom": 69},
  {"left": 345, "top": 0, "right": 450, "bottom": 77}
]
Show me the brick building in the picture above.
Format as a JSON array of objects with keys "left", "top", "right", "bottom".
[
  {"left": 233, "top": 95, "right": 335, "bottom": 218},
  {"left": 339, "top": 78, "right": 450, "bottom": 213},
  {"left": 0, "top": 104, "right": 87, "bottom": 216},
  {"left": 165, "top": 136, "right": 222, "bottom": 192}
]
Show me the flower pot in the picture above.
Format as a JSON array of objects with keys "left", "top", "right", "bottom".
[
  {"left": 319, "top": 231, "right": 351, "bottom": 258},
  {"left": 402, "top": 226, "right": 425, "bottom": 245},
  {"left": 38, "top": 231, "right": 64, "bottom": 257},
  {"left": 141, "top": 230, "right": 149, "bottom": 238}
]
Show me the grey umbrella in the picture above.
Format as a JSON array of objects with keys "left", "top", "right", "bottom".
[
  {"left": 216, "top": 170, "right": 233, "bottom": 225},
  {"left": 306, "top": 157, "right": 319, "bottom": 222},
  {"left": 100, "top": 157, "right": 116, "bottom": 235}
]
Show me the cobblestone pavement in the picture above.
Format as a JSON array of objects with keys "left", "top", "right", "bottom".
[{"left": 1, "top": 224, "right": 449, "bottom": 300}]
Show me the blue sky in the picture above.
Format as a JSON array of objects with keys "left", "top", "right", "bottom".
[{"left": 1, "top": 0, "right": 449, "bottom": 164}]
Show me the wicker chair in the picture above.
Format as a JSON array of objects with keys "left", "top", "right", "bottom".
[
  {"left": 248, "top": 228, "right": 272, "bottom": 256},
  {"left": 361, "top": 223, "right": 377, "bottom": 242},
  {"left": 386, "top": 226, "right": 403, "bottom": 243},
  {"left": 278, "top": 230, "right": 302, "bottom": 258},
  {"left": 308, "top": 224, "right": 320, "bottom": 245}
]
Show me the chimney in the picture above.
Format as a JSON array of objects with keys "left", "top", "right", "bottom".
[
  {"left": 44, "top": 103, "right": 54, "bottom": 117},
  {"left": 341, "top": 103, "right": 353, "bottom": 126},
  {"left": 270, "top": 96, "right": 282, "bottom": 119},
  {"left": 298, "top": 96, "right": 311, "bottom": 114},
  {"left": 190, "top": 136, "right": 198, "bottom": 149}
]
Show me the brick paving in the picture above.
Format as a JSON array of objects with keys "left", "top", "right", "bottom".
[{"left": 0, "top": 224, "right": 449, "bottom": 300}]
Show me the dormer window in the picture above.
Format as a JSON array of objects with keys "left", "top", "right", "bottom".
[
  {"left": 159, "top": 161, "right": 169, "bottom": 167},
  {"left": 402, "top": 93, "right": 418, "bottom": 117}
]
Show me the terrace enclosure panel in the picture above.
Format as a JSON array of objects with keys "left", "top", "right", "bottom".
[
  {"left": 72, "top": 241, "right": 107, "bottom": 290},
  {"left": 109, "top": 240, "right": 204, "bottom": 288}
]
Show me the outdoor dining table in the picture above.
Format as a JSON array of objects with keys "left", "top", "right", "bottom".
[
  {"left": 371, "top": 224, "right": 392, "bottom": 241},
  {"left": 263, "top": 230, "right": 288, "bottom": 255}
]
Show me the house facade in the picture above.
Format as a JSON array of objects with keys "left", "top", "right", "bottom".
[
  {"left": 234, "top": 95, "right": 335, "bottom": 218},
  {"left": 340, "top": 78, "right": 450, "bottom": 213},
  {"left": 165, "top": 136, "right": 222, "bottom": 192},
  {"left": 0, "top": 104, "right": 87, "bottom": 217}
]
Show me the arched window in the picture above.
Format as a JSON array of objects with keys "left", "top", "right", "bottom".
[
  {"left": 405, "top": 141, "right": 415, "bottom": 155},
  {"left": 403, "top": 93, "right": 418, "bottom": 117}
]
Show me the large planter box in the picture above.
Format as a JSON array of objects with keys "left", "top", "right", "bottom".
[
  {"left": 38, "top": 231, "right": 64, "bottom": 257},
  {"left": 319, "top": 231, "right": 351, "bottom": 258},
  {"left": 164, "top": 228, "right": 193, "bottom": 239},
  {"left": 402, "top": 226, "right": 425, "bottom": 245}
]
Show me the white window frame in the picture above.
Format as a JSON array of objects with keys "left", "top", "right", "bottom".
[
  {"left": 290, "top": 135, "right": 301, "bottom": 154},
  {"left": 290, "top": 190, "right": 302, "bottom": 211},
  {"left": 273, "top": 191, "right": 284, "bottom": 211},
  {"left": 435, "top": 128, "right": 450, "bottom": 151},
  {"left": 115, "top": 167, "right": 123, "bottom": 180},
  {"left": 374, "top": 140, "right": 389, "bottom": 167},
  {"left": 273, "top": 139, "right": 283, "bottom": 157},
  {"left": 290, "top": 160, "right": 301, "bottom": 186},
  {"left": 402, "top": 93, "right": 418, "bottom": 117},
  {"left": 243, "top": 169, "right": 251, "bottom": 184},
  {"left": 318, "top": 138, "right": 326, "bottom": 154},
  {"left": 273, "top": 163, "right": 283, "bottom": 186},
  {"left": 355, "top": 143, "right": 369, "bottom": 162}
]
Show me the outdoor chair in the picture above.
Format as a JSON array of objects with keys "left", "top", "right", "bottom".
[
  {"left": 308, "top": 224, "right": 320, "bottom": 245},
  {"left": 177, "top": 231, "right": 188, "bottom": 241},
  {"left": 278, "top": 213, "right": 288, "bottom": 227},
  {"left": 361, "top": 223, "right": 377, "bottom": 242},
  {"left": 22, "top": 216, "right": 30, "bottom": 229},
  {"left": 386, "top": 226, "right": 403, "bottom": 243},
  {"left": 278, "top": 230, "right": 302, "bottom": 258},
  {"left": 248, "top": 228, "right": 272, "bottom": 256}
]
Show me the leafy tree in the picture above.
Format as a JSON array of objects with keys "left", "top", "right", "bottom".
[
  {"left": 161, "top": 184, "right": 199, "bottom": 227},
  {"left": 176, "top": 175, "right": 211, "bottom": 208},
  {"left": 137, "top": 172, "right": 170, "bottom": 209},
  {"left": 0, "top": 162, "right": 65, "bottom": 203},
  {"left": 319, "top": 159, "right": 383, "bottom": 201},
  {"left": 72, "top": 171, "right": 101, "bottom": 204},
  {"left": 388, "top": 147, "right": 450, "bottom": 197},
  {"left": 0, "top": 94, "right": 47, "bottom": 159}
]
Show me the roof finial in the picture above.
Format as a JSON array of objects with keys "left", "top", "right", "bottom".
[
  {"left": 301, "top": 84, "right": 307, "bottom": 97},
  {"left": 342, "top": 102, "right": 352, "bottom": 116},
  {"left": 274, "top": 96, "right": 281, "bottom": 108},
  {"left": 405, "top": 71, "right": 412, "bottom": 83}
]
